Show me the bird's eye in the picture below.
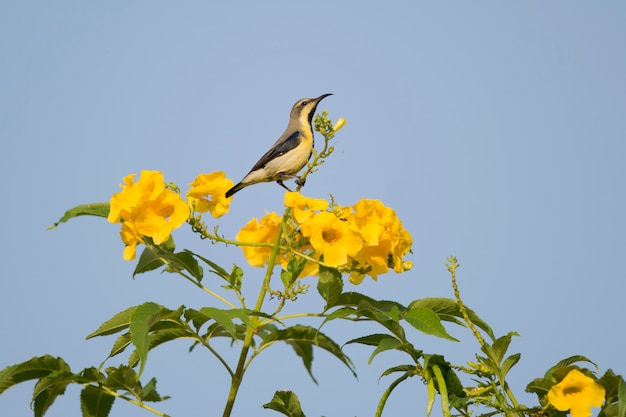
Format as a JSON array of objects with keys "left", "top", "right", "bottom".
[{"left": 301, "top": 100, "right": 308, "bottom": 106}]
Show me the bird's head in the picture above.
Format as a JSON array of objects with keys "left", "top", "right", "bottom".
[{"left": 290, "top": 93, "right": 333, "bottom": 126}]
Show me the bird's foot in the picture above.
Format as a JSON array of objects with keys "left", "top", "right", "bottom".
[
  {"left": 276, "top": 180, "right": 293, "bottom": 192},
  {"left": 295, "top": 176, "right": 306, "bottom": 187}
]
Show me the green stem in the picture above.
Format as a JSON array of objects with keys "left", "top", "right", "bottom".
[
  {"left": 179, "top": 272, "right": 237, "bottom": 309},
  {"left": 447, "top": 256, "right": 484, "bottom": 346},
  {"left": 97, "top": 385, "right": 170, "bottom": 417},
  {"left": 221, "top": 208, "right": 291, "bottom": 417},
  {"left": 268, "top": 312, "right": 325, "bottom": 323},
  {"left": 448, "top": 256, "right": 523, "bottom": 414},
  {"left": 503, "top": 383, "right": 521, "bottom": 414},
  {"left": 197, "top": 335, "right": 234, "bottom": 378},
  {"left": 221, "top": 113, "right": 336, "bottom": 416},
  {"left": 192, "top": 231, "right": 332, "bottom": 270}
]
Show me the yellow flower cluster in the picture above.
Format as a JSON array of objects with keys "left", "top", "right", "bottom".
[
  {"left": 187, "top": 171, "right": 234, "bottom": 218},
  {"left": 108, "top": 170, "right": 235, "bottom": 260},
  {"left": 236, "top": 212, "right": 285, "bottom": 268},
  {"left": 547, "top": 369, "right": 605, "bottom": 417},
  {"left": 107, "top": 169, "right": 412, "bottom": 285},
  {"left": 343, "top": 198, "right": 413, "bottom": 284},
  {"left": 236, "top": 192, "right": 413, "bottom": 284},
  {"left": 108, "top": 170, "right": 190, "bottom": 260}
]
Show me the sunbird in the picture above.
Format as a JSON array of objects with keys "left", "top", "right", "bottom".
[{"left": 225, "top": 93, "right": 333, "bottom": 198}]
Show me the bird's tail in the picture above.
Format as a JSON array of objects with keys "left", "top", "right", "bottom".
[{"left": 225, "top": 182, "right": 245, "bottom": 198}]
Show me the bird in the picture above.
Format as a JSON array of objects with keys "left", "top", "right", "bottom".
[{"left": 225, "top": 93, "right": 333, "bottom": 198}]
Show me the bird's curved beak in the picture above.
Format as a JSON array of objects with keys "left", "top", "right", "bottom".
[{"left": 315, "top": 93, "right": 333, "bottom": 103}]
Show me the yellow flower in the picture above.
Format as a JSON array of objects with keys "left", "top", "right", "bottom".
[
  {"left": 108, "top": 171, "right": 165, "bottom": 224},
  {"left": 346, "top": 198, "right": 413, "bottom": 283},
  {"left": 333, "top": 117, "right": 346, "bottom": 132},
  {"left": 133, "top": 190, "right": 190, "bottom": 244},
  {"left": 119, "top": 221, "right": 143, "bottom": 261},
  {"left": 301, "top": 211, "right": 362, "bottom": 267},
  {"left": 236, "top": 212, "right": 283, "bottom": 267},
  {"left": 284, "top": 191, "right": 329, "bottom": 224},
  {"left": 108, "top": 170, "right": 190, "bottom": 260},
  {"left": 391, "top": 228, "right": 413, "bottom": 273},
  {"left": 548, "top": 369, "right": 605, "bottom": 417},
  {"left": 187, "top": 171, "right": 234, "bottom": 218}
]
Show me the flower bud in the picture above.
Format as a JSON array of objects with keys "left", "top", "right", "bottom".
[{"left": 333, "top": 117, "right": 346, "bottom": 132}]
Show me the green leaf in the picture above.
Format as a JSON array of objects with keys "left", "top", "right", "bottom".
[
  {"left": 345, "top": 334, "right": 405, "bottom": 364},
  {"left": 329, "top": 291, "right": 405, "bottom": 312},
  {"left": 481, "top": 332, "right": 519, "bottom": 366},
  {"left": 316, "top": 266, "right": 343, "bottom": 307},
  {"left": 598, "top": 369, "right": 626, "bottom": 413},
  {"left": 376, "top": 371, "right": 412, "bottom": 417},
  {"left": 134, "top": 249, "right": 204, "bottom": 281},
  {"left": 199, "top": 307, "right": 250, "bottom": 340},
  {"left": 368, "top": 336, "right": 403, "bottom": 365},
  {"left": 188, "top": 250, "right": 231, "bottom": 282},
  {"left": 351, "top": 301, "right": 406, "bottom": 341},
  {"left": 86, "top": 306, "right": 138, "bottom": 339},
  {"left": 0, "top": 355, "right": 71, "bottom": 395},
  {"left": 379, "top": 365, "right": 418, "bottom": 379},
  {"left": 325, "top": 294, "right": 408, "bottom": 338},
  {"left": 423, "top": 354, "right": 465, "bottom": 399},
  {"left": 525, "top": 377, "right": 554, "bottom": 398},
  {"left": 133, "top": 247, "right": 166, "bottom": 276},
  {"left": 104, "top": 365, "right": 138, "bottom": 392},
  {"left": 259, "top": 325, "right": 356, "bottom": 383},
  {"left": 228, "top": 265, "right": 243, "bottom": 291},
  {"left": 78, "top": 367, "right": 105, "bottom": 383},
  {"left": 327, "top": 293, "right": 405, "bottom": 328},
  {"left": 107, "top": 333, "right": 132, "bottom": 359},
  {"left": 102, "top": 365, "right": 169, "bottom": 404},
  {"left": 128, "top": 326, "right": 196, "bottom": 368},
  {"left": 130, "top": 302, "right": 162, "bottom": 379},
  {"left": 141, "top": 377, "right": 170, "bottom": 402},
  {"left": 501, "top": 353, "right": 521, "bottom": 379},
  {"left": 159, "top": 235, "right": 176, "bottom": 254},
  {"left": 165, "top": 251, "right": 203, "bottom": 281},
  {"left": 48, "top": 203, "right": 110, "bottom": 229},
  {"left": 545, "top": 355, "right": 598, "bottom": 377},
  {"left": 281, "top": 255, "right": 310, "bottom": 289},
  {"left": 408, "top": 298, "right": 495, "bottom": 341},
  {"left": 280, "top": 269, "right": 297, "bottom": 289},
  {"left": 403, "top": 306, "right": 459, "bottom": 341},
  {"left": 80, "top": 385, "right": 115, "bottom": 417},
  {"left": 263, "top": 390, "right": 306, "bottom": 417},
  {"left": 617, "top": 377, "right": 626, "bottom": 417},
  {"left": 32, "top": 371, "right": 75, "bottom": 417},
  {"left": 345, "top": 333, "right": 393, "bottom": 347},
  {"left": 318, "top": 306, "right": 357, "bottom": 329},
  {"left": 425, "top": 367, "right": 437, "bottom": 417}
]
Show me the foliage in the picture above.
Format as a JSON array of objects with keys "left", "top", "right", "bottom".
[{"left": 2, "top": 113, "right": 624, "bottom": 417}]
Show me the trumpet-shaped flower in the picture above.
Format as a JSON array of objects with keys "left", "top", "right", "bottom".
[
  {"left": 284, "top": 191, "right": 329, "bottom": 224},
  {"left": 187, "top": 171, "right": 234, "bottom": 218},
  {"left": 119, "top": 221, "right": 143, "bottom": 261},
  {"left": 108, "top": 170, "right": 189, "bottom": 260},
  {"left": 236, "top": 212, "right": 283, "bottom": 267},
  {"left": 301, "top": 211, "right": 362, "bottom": 267},
  {"left": 346, "top": 198, "right": 413, "bottom": 283},
  {"left": 548, "top": 369, "right": 605, "bottom": 417}
]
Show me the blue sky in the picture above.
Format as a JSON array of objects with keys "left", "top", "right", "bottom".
[{"left": 1, "top": 2, "right": 625, "bottom": 416}]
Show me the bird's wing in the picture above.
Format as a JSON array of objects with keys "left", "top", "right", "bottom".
[{"left": 248, "top": 131, "right": 302, "bottom": 172}]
